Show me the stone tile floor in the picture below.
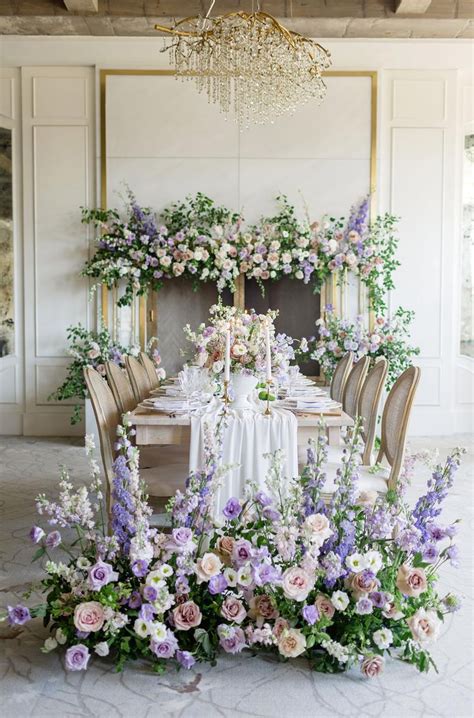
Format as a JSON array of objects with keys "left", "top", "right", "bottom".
[{"left": 0, "top": 434, "right": 472, "bottom": 718}]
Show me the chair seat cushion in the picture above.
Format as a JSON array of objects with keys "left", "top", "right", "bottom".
[{"left": 321, "top": 462, "right": 389, "bottom": 496}]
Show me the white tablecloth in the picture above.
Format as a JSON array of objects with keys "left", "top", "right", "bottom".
[{"left": 189, "top": 398, "right": 298, "bottom": 517}]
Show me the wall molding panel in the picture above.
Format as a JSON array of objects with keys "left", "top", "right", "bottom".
[{"left": 20, "top": 66, "right": 95, "bottom": 436}]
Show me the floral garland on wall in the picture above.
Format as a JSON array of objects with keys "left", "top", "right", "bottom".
[
  {"left": 2, "top": 419, "right": 464, "bottom": 678},
  {"left": 81, "top": 191, "right": 399, "bottom": 313}
]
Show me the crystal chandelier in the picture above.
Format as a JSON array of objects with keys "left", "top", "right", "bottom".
[{"left": 155, "top": 3, "right": 332, "bottom": 128}]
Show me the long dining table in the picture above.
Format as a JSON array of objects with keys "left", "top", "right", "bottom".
[{"left": 129, "top": 399, "right": 354, "bottom": 449}]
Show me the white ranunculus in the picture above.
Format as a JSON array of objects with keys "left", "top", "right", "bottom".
[{"left": 94, "top": 641, "right": 110, "bottom": 657}]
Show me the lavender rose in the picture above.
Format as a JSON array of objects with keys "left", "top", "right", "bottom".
[
  {"left": 151, "top": 630, "right": 178, "bottom": 659},
  {"left": 173, "top": 601, "right": 202, "bottom": 631},
  {"left": 7, "top": 604, "right": 31, "bottom": 625},
  {"left": 65, "top": 644, "right": 90, "bottom": 671},
  {"left": 87, "top": 560, "right": 119, "bottom": 591},
  {"left": 361, "top": 654, "right": 384, "bottom": 678}
]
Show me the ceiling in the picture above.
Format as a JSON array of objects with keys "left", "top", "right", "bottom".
[{"left": 0, "top": 1, "right": 472, "bottom": 38}]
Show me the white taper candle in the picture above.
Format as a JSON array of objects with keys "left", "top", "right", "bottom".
[
  {"left": 265, "top": 322, "right": 272, "bottom": 382},
  {"left": 224, "top": 329, "right": 231, "bottom": 382}
]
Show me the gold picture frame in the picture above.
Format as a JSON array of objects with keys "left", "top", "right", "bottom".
[{"left": 99, "top": 69, "right": 378, "bottom": 347}]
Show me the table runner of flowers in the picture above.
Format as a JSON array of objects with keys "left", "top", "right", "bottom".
[{"left": 3, "top": 416, "right": 464, "bottom": 679}]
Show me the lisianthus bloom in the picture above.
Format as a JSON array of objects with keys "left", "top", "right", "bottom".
[
  {"left": 361, "top": 654, "right": 384, "bottom": 678},
  {"left": 95, "top": 642, "right": 110, "bottom": 657},
  {"left": 7, "top": 604, "right": 31, "bottom": 625},
  {"left": 65, "top": 644, "right": 90, "bottom": 671},
  {"left": 278, "top": 628, "right": 306, "bottom": 658},
  {"left": 29, "top": 526, "right": 45, "bottom": 544},
  {"left": 331, "top": 591, "right": 350, "bottom": 611},
  {"left": 407, "top": 608, "right": 441, "bottom": 644},
  {"left": 176, "top": 650, "right": 196, "bottom": 669},
  {"left": 217, "top": 624, "right": 246, "bottom": 654},
  {"left": 373, "top": 628, "right": 393, "bottom": 650},
  {"left": 74, "top": 601, "right": 105, "bottom": 633},
  {"left": 222, "top": 497, "right": 242, "bottom": 520},
  {"left": 45, "top": 531, "right": 61, "bottom": 549},
  {"left": 396, "top": 565, "right": 427, "bottom": 598}
]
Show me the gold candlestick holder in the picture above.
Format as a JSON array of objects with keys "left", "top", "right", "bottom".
[
  {"left": 223, "top": 379, "right": 230, "bottom": 410},
  {"left": 264, "top": 378, "right": 273, "bottom": 416}
]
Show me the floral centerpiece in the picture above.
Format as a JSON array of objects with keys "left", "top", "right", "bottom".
[
  {"left": 296, "top": 306, "right": 420, "bottom": 388},
  {"left": 49, "top": 324, "right": 165, "bottom": 424},
  {"left": 3, "top": 417, "right": 464, "bottom": 679},
  {"left": 82, "top": 191, "right": 243, "bottom": 306},
  {"left": 183, "top": 303, "right": 294, "bottom": 382}
]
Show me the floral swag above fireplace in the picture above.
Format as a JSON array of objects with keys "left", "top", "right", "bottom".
[{"left": 81, "top": 191, "right": 399, "bottom": 316}]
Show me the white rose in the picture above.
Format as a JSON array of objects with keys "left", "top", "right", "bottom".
[
  {"left": 407, "top": 608, "right": 441, "bottom": 644},
  {"left": 278, "top": 628, "right": 306, "bottom": 658},
  {"left": 281, "top": 566, "right": 314, "bottom": 602},
  {"left": 160, "top": 255, "right": 172, "bottom": 267},
  {"left": 195, "top": 553, "right": 223, "bottom": 583},
  {"left": 302, "top": 514, "right": 333, "bottom": 547}
]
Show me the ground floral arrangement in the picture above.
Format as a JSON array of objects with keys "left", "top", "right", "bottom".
[
  {"left": 295, "top": 305, "right": 420, "bottom": 387},
  {"left": 49, "top": 324, "right": 165, "bottom": 424},
  {"left": 2, "top": 416, "right": 464, "bottom": 680},
  {"left": 184, "top": 302, "right": 294, "bottom": 381},
  {"left": 81, "top": 191, "right": 398, "bottom": 313}
]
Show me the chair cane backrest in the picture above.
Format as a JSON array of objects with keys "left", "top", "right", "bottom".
[
  {"left": 125, "top": 354, "right": 152, "bottom": 403},
  {"left": 330, "top": 351, "right": 354, "bottom": 403},
  {"left": 83, "top": 366, "right": 120, "bottom": 517},
  {"left": 376, "top": 365, "right": 421, "bottom": 490},
  {"left": 106, "top": 361, "right": 136, "bottom": 415},
  {"left": 139, "top": 352, "right": 160, "bottom": 390},
  {"left": 342, "top": 355, "right": 370, "bottom": 419},
  {"left": 358, "top": 357, "right": 388, "bottom": 466}
]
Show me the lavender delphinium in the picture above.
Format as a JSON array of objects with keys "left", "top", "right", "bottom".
[{"left": 300, "top": 431, "right": 329, "bottom": 517}]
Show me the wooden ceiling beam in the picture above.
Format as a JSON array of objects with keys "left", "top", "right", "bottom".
[
  {"left": 395, "top": 0, "right": 433, "bottom": 13},
  {"left": 63, "top": 0, "right": 99, "bottom": 12}
]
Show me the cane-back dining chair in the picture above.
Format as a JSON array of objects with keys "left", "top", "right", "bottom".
[
  {"left": 83, "top": 366, "right": 120, "bottom": 516},
  {"left": 358, "top": 357, "right": 388, "bottom": 466},
  {"left": 321, "top": 365, "right": 420, "bottom": 498},
  {"left": 125, "top": 354, "right": 152, "bottom": 403},
  {"left": 106, "top": 361, "right": 136, "bottom": 415},
  {"left": 342, "top": 355, "right": 370, "bottom": 419},
  {"left": 139, "top": 352, "right": 160, "bottom": 390},
  {"left": 329, "top": 351, "right": 354, "bottom": 404}
]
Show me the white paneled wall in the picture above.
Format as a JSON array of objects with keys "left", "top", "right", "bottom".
[
  {"left": 20, "top": 67, "right": 95, "bottom": 436},
  {"left": 0, "top": 38, "right": 472, "bottom": 436},
  {"left": 380, "top": 70, "right": 472, "bottom": 434},
  {"left": 0, "top": 68, "right": 23, "bottom": 435}
]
